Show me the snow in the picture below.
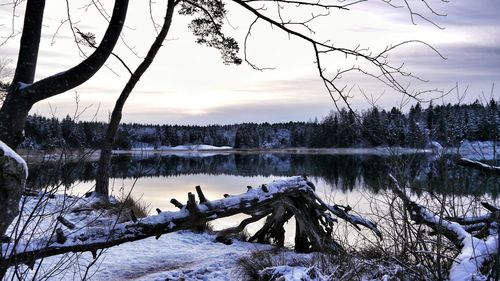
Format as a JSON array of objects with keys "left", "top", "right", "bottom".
[
  {"left": 3, "top": 192, "right": 272, "bottom": 280},
  {"left": 2, "top": 174, "right": 459, "bottom": 280},
  {"left": 129, "top": 144, "right": 233, "bottom": 151},
  {"left": 17, "top": 82, "right": 31, "bottom": 90},
  {"left": 449, "top": 233, "right": 498, "bottom": 281},
  {"left": 459, "top": 157, "right": 500, "bottom": 173},
  {"left": 159, "top": 144, "right": 233, "bottom": 151},
  {"left": 0, "top": 140, "right": 28, "bottom": 179},
  {"left": 430, "top": 141, "right": 443, "bottom": 156},
  {"left": 412, "top": 192, "right": 499, "bottom": 281},
  {"left": 261, "top": 266, "right": 326, "bottom": 281},
  {"left": 88, "top": 231, "right": 272, "bottom": 280},
  {"left": 459, "top": 140, "right": 499, "bottom": 161}
]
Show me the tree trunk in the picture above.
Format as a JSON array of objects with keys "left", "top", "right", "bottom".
[
  {"left": 0, "top": 141, "right": 27, "bottom": 237},
  {"left": 0, "top": 0, "right": 129, "bottom": 149},
  {"left": 11, "top": 0, "right": 45, "bottom": 86},
  {"left": 0, "top": 0, "right": 45, "bottom": 148},
  {"left": 456, "top": 157, "right": 500, "bottom": 175},
  {"left": 0, "top": 93, "right": 32, "bottom": 148},
  {"left": 95, "top": 0, "right": 176, "bottom": 198}
]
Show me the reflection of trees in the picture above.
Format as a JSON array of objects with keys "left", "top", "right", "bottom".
[
  {"left": 27, "top": 153, "right": 499, "bottom": 196},
  {"left": 412, "top": 155, "right": 500, "bottom": 198}
]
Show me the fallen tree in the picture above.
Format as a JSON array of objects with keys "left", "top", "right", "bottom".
[
  {"left": 0, "top": 176, "right": 380, "bottom": 276},
  {"left": 390, "top": 175, "right": 499, "bottom": 280}
]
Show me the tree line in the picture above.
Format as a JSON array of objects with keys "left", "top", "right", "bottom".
[{"left": 21, "top": 99, "right": 499, "bottom": 150}]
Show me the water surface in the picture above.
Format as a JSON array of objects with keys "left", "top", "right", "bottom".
[{"left": 27, "top": 151, "right": 500, "bottom": 239}]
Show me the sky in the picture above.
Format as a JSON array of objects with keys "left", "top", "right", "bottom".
[{"left": 0, "top": 0, "right": 499, "bottom": 125}]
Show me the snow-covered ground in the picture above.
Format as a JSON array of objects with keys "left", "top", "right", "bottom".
[
  {"left": 87, "top": 231, "right": 272, "bottom": 280},
  {"left": 458, "top": 140, "right": 499, "bottom": 161},
  {"left": 2, "top": 192, "right": 271, "bottom": 280},
  {"left": 130, "top": 144, "right": 233, "bottom": 151},
  {"left": 6, "top": 177, "right": 346, "bottom": 281}
]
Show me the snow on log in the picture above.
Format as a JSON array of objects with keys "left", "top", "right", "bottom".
[
  {"left": 456, "top": 157, "right": 500, "bottom": 176},
  {"left": 390, "top": 175, "right": 499, "bottom": 281},
  {"left": 259, "top": 265, "right": 326, "bottom": 280},
  {"left": 0, "top": 141, "right": 28, "bottom": 238},
  {"left": 0, "top": 176, "right": 380, "bottom": 272}
]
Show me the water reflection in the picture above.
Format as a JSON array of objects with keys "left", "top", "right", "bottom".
[{"left": 27, "top": 152, "right": 500, "bottom": 197}]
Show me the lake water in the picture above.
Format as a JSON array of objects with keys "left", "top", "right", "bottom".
[{"left": 26, "top": 151, "right": 500, "bottom": 242}]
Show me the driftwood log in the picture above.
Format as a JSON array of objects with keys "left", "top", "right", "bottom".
[
  {"left": 0, "top": 176, "right": 380, "bottom": 275},
  {"left": 390, "top": 175, "right": 499, "bottom": 280}
]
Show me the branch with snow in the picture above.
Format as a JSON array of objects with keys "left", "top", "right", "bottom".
[
  {"left": 456, "top": 157, "right": 500, "bottom": 176},
  {"left": 389, "top": 175, "right": 499, "bottom": 281},
  {"left": 1, "top": 176, "right": 380, "bottom": 273}
]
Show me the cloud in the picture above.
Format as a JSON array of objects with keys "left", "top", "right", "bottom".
[
  {"left": 7, "top": 1, "right": 500, "bottom": 125},
  {"left": 438, "top": 1, "right": 500, "bottom": 26},
  {"left": 121, "top": 100, "right": 335, "bottom": 125},
  {"left": 392, "top": 43, "right": 500, "bottom": 84}
]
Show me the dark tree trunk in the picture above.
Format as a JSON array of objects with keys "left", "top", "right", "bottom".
[
  {"left": 0, "top": 142, "right": 27, "bottom": 238},
  {"left": 95, "top": 0, "right": 176, "bottom": 198},
  {"left": 11, "top": 0, "right": 45, "bottom": 86},
  {"left": 0, "top": 93, "right": 32, "bottom": 148},
  {"left": 0, "top": 0, "right": 129, "bottom": 149},
  {"left": 0, "top": 0, "right": 45, "bottom": 148}
]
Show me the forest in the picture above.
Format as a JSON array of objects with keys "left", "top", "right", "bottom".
[{"left": 21, "top": 100, "right": 500, "bottom": 150}]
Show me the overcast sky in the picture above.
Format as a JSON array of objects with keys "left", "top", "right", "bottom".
[{"left": 0, "top": 0, "right": 499, "bottom": 125}]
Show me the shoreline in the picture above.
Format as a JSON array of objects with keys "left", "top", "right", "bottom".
[
  {"left": 18, "top": 146, "right": 432, "bottom": 163},
  {"left": 115, "top": 146, "right": 432, "bottom": 155}
]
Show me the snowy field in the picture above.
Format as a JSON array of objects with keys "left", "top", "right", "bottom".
[
  {"left": 2, "top": 192, "right": 270, "bottom": 280},
  {"left": 78, "top": 231, "right": 272, "bottom": 280}
]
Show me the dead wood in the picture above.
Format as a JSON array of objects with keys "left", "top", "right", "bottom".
[
  {"left": 389, "top": 174, "right": 499, "bottom": 280},
  {"left": 0, "top": 176, "right": 380, "bottom": 273}
]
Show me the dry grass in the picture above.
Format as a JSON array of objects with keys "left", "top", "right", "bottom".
[
  {"left": 118, "top": 195, "right": 149, "bottom": 218},
  {"left": 236, "top": 250, "right": 281, "bottom": 280},
  {"left": 90, "top": 195, "right": 149, "bottom": 223},
  {"left": 235, "top": 247, "right": 425, "bottom": 281}
]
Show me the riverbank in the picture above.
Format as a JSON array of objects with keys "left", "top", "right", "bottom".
[
  {"left": 17, "top": 140, "right": 499, "bottom": 164},
  {"left": 18, "top": 146, "right": 433, "bottom": 164}
]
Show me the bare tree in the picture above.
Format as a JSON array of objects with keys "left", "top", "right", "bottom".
[
  {"left": 0, "top": 0, "right": 129, "bottom": 149},
  {"left": 95, "top": 0, "right": 244, "bottom": 197},
  {"left": 95, "top": 0, "right": 177, "bottom": 198},
  {"left": 0, "top": 2, "right": 130, "bottom": 273},
  {"left": 0, "top": 0, "right": 454, "bottom": 277}
]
